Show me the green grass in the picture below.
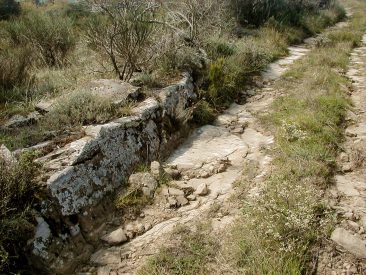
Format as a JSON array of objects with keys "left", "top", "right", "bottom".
[
  {"left": 138, "top": 224, "right": 218, "bottom": 275},
  {"left": 223, "top": 0, "right": 366, "bottom": 273}
]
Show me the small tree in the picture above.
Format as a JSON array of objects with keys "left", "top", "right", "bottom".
[{"left": 85, "top": 0, "right": 158, "bottom": 81}]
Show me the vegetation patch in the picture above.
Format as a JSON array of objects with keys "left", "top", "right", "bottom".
[
  {"left": 221, "top": 0, "right": 366, "bottom": 273},
  {"left": 0, "top": 152, "right": 41, "bottom": 274},
  {"left": 138, "top": 224, "right": 218, "bottom": 275}
]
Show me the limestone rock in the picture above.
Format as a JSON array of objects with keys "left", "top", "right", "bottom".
[
  {"left": 87, "top": 79, "right": 142, "bottom": 106},
  {"left": 342, "top": 163, "right": 353, "bottom": 173},
  {"left": 176, "top": 196, "right": 189, "bottom": 207},
  {"left": 331, "top": 227, "right": 366, "bottom": 258},
  {"left": 129, "top": 172, "right": 158, "bottom": 198},
  {"left": 164, "top": 167, "right": 181, "bottom": 179},
  {"left": 90, "top": 247, "right": 122, "bottom": 265},
  {"left": 0, "top": 145, "right": 16, "bottom": 165},
  {"left": 187, "top": 194, "right": 196, "bottom": 201},
  {"left": 101, "top": 228, "right": 127, "bottom": 246},
  {"left": 167, "top": 197, "right": 178, "bottom": 208},
  {"left": 3, "top": 112, "right": 41, "bottom": 128},
  {"left": 167, "top": 187, "right": 185, "bottom": 196},
  {"left": 195, "top": 183, "right": 209, "bottom": 196},
  {"left": 150, "top": 161, "right": 162, "bottom": 179},
  {"left": 36, "top": 100, "right": 55, "bottom": 114}
]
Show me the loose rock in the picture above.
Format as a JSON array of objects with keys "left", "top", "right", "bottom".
[
  {"left": 129, "top": 172, "right": 158, "bottom": 198},
  {"left": 150, "top": 161, "right": 162, "bottom": 179},
  {"left": 195, "top": 183, "right": 209, "bottom": 196},
  {"left": 331, "top": 228, "right": 366, "bottom": 258},
  {"left": 101, "top": 228, "right": 128, "bottom": 246}
]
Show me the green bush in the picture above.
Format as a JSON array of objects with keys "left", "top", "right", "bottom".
[
  {"left": 4, "top": 11, "right": 76, "bottom": 67},
  {"left": 0, "top": 0, "right": 20, "bottom": 20},
  {"left": 0, "top": 152, "right": 40, "bottom": 274},
  {"left": 191, "top": 100, "right": 216, "bottom": 125}
]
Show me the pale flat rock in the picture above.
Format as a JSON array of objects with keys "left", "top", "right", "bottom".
[
  {"left": 167, "top": 125, "right": 248, "bottom": 173},
  {"left": 87, "top": 79, "right": 142, "bottom": 105},
  {"left": 331, "top": 227, "right": 366, "bottom": 258}
]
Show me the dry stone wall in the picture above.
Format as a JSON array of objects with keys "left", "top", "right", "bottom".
[{"left": 30, "top": 73, "right": 196, "bottom": 271}]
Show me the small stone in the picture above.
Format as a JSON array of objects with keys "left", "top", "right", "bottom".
[
  {"left": 136, "top": 223, "right": 145, "bottom": 235},
  {"left": 348, "top": 221, "right": 360, "bottom": 232},
  {"left": 167, "top": 187, "right": 184, "bottom": 196},
  {"left": 167, "top": 197, "right": 177, "bottom": 208},
  {"left": 231, "top": 127, "right": 244, "bottom": 134},
  {"left": 199, "top": 171, "right": 210, "bottom": 178},
  {"left": 101, "top": 228, "right": 127, "bottom": 246},
  {"left": 176, "top": 195, "right": 189, "bottom": 207},
  {"left": 346, "top": 130, "right": 357, "bottom": 137},
  {"left": 150, "top": 161, "right": 162, "bottom": 179},
  {"left": 342, "top": 163, "right": 353, "bottom": 173},
  {"left": 344, "top": 212, "right": 354, "bottom": 220},
  {"left": 195, "top": 183, "right": 209, "bottom": 196},
  {"left": 164, "top": 167, "right": 181, "bottom": 180},
  {"left": 340, "top": 152, "right": 350, "bottom": 162},
  {"left": 129, "top": 172, "right": 158, "bottom": 198},
  {"left": 187, "top": 194, "right": 196, "bottom": 201},
  {"left": 140, "top": 212, "right": 145, "bottom": 218},
  {"left": 145, "top": 223, "right": 152, "bottom": 231}
]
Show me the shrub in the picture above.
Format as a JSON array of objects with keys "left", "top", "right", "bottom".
[
  {"left": 0, "top": 47, "right": 34, "bottom": 103},
  {"left": 191, "top": 100, "right": 216, "bottom": 125},
  {"left": 4, "top": 11, "right": 76, "bottom": 67},
  {"left": 0, "top": 0, "right": 20, "bottom": 20},
  {"left": 230, "top": 0, "right": 336, "bottom": 27},
  {"left": 0, "top": 152, "right": 40, "bottom": 274},
  {"left": 42, "top": 91, "right": 132, "bottom": 131},
  {"left": 85, "top": 0, "right": 157, "bottom": 81}
]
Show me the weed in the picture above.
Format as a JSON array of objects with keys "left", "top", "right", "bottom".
[
  {"left": 138, "top": 224, "right": 218, "bottom": 275},
  {"left": 0, "top": 151, "right": 41, "bottom": 274}
]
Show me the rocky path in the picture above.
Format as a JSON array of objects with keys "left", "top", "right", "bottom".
[
  {"left": 79, "top": 19, "right": 355, "bottom": 274},
  {"left": 317, "top": 34, "right": 366, "bottom": 275},
  {"left": 79, "top": 45, "right": 311, "bottom": 275}
]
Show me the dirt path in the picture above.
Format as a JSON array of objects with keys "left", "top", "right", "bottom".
[
  {"left": 317, "top": 34, "right": 366, "bottom": 275},
  {"left": 79, "top": 21, "right": 352, "bottom": 275}
]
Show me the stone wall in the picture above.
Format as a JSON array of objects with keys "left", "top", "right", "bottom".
[{"left": 30, "top": 73, "right": 196, "bottom": 272}]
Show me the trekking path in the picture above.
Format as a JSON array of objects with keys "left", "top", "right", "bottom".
[
  {"left": 81, "top": 22, "right": 349, "bottom": 275},
  {"left": 317, "top": 34, "right": 366, "bottom": 275}
]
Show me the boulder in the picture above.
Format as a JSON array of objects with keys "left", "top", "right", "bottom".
[
  {"left": 129, "top": 172, "right": 158, "bottom": 198},
  {"left": 101, "top": 228, "right": 127, "bottom": 246}
]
